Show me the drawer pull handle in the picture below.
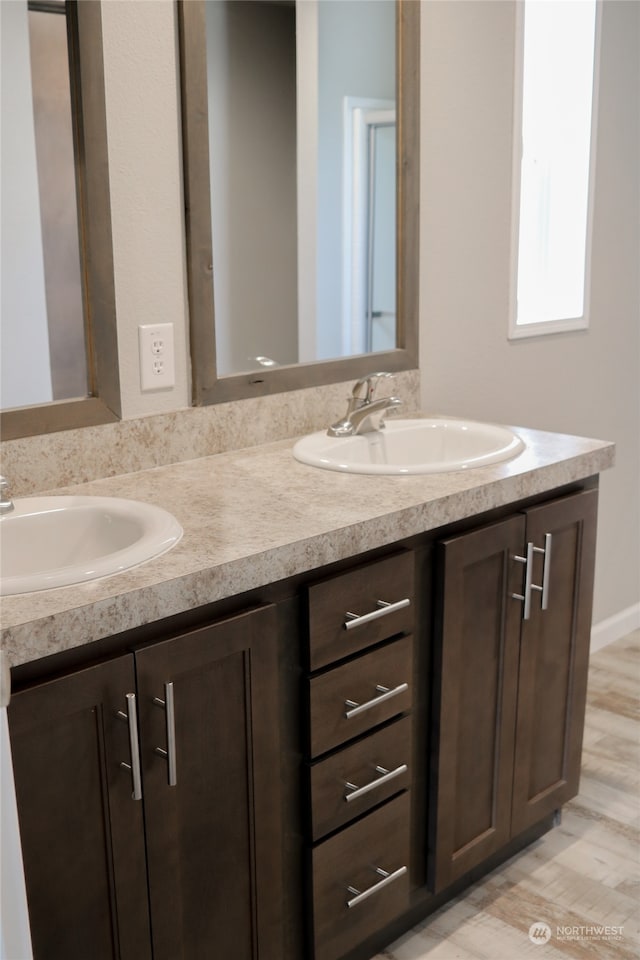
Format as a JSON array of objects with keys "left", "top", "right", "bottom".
[
  {"left": 344, "top": 598, "right": 410, "bottom": 631},
  {"left": 344, "top": 763, "right": 408, "bottom": 803},
  {"left": 346, "top": 865, "right": 407, "bottom": 909},
  {"left": 344, "top": 682, "right": 409, "bottom": 719},
  {"left": 153, "top": 682, "right": 177, "bottom": 786},
  {"left": 116, "top": 692, "right": 143, "bottom": 801}
]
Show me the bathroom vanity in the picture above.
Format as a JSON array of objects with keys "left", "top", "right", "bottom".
[{"left": 1, "top": 425, "right": 614, "bottom": 960}]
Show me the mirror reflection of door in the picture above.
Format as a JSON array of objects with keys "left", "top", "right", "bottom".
[
  {"left": 368, "top": 119, "right": 396, "bottom": 354},
  {"left": 205, "top": 0, "right": 395, "bottom": 377},
  {"left": 1, "top": 0, "right": 87, "bottom": 411},
  {"left": 342, "top": 100, "right": 396, "bottom": 357}
]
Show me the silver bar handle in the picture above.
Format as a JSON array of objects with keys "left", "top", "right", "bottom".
[
  {"left": 536, "top": 533, "right": 552, "bottom": 610},
  {"left": 512, "top": 534, "right": 553, "bottom": 619},
  {"left": 117, "top": 693, "right": 143, "bottom": 801},
  {"left": 344, "top": 598, "right": 410, "bottom": 631},
  {"left": 344, "top": 763, "right": 408, "bottom": 803},
  {"left": 344, "top": 682, "right": 409, "bottom": 719},
  {"left": 153, "top": 681, "right": 177, "bottom": 786},
  {"left": 346, "top": 865, "right": 407, "bottom": 909},
  {"left": 512, "top": 541, "right": 534, "bottom": 620}
]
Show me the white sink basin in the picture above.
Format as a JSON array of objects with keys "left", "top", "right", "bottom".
[
  {"left": 293, "top": 418, "right": 525, "bottom": 476},
  {"left": 0, "top": 496, "right": 183, "bottom": 596}
]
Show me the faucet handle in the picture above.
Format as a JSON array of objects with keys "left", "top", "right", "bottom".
[
  {"left": 0, "top": 475, "right": 14, "bottom": 514},
  {"left": 351, "top": 372, "right": 394, "bottom": 403}
]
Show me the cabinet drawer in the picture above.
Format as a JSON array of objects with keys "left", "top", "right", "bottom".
[
  {"left": 311, "top": 793, "right": 411, "bottom": 960},
  {"left": 309, "top": 715, "right": 411, "bottom": 841},
  {"left": 308, "top": 635, "right": 413, "bottom": 758},
  {"left": 307, "top": 551, "right": 414, "bottom": 670}
]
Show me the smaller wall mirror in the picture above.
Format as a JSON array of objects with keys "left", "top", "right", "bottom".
[
  {"left": 179, "top": 0, "right": 419, "bottom": 405},
  {"left": 2, "top": 0, "right": 86, "bottom": 410},
  {"left": 0, "top": 0, "right": 119, "bottom": 440}
]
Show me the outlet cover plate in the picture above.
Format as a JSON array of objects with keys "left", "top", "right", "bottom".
[{"left": 138, "top": 323, "right": 175, "bottom": 391}]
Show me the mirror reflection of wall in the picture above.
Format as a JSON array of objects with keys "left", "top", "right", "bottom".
[
  {"left": 205, "top": 0, "right": 395, "bottom": 378},
  {"left": 206, "top": 0, "right": 298, "bottom": 376},
  {"left": 1, "top": 0, "right": 87, "bottom": 411}
]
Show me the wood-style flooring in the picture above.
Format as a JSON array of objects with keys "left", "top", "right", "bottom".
[{"left": 375, "top": 630, "right": 640, "bottom": 959}]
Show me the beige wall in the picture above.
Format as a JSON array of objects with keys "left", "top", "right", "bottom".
[
  {"left": 419, "top": 0, "right": 639, "bottom": 627},
  {"left": 92, "top": 1, "right": 640, "bottom": 629},
  {"left": 101, "top": 0, "right": 190, "bottom": 418}
]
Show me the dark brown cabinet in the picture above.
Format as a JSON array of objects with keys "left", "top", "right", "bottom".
[
  {"left": 511, "top": 491, "right": 598, "bottom": 833},
  {"left": 304, "top": 551, "right": 415, "bottom": 960},
  {"left": 9, "top": 657, "right": 152, "bottom": 960},
  {"left": 431, "top": 489, "right": 598, "bottom": 892},
  {"left": 9, "top": 604, "right": 282, "bottom": 960},
  {"left": 9, "top": 482, "right": 601, "bottom": 960}
]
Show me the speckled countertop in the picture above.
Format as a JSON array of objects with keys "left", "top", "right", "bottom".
[{"left": 0, "top": 425, "right": 614, "bottom": 667}]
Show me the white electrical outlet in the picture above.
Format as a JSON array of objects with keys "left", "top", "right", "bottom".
[{"left": 138, "top": 323, "right": 175, "bottom": 392}]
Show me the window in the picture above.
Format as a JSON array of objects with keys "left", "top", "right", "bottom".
[{"left": 509, "top": 0, "right": 601, "bottom": 339}]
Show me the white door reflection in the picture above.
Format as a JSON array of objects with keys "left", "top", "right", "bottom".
[{"left": 342, "top": 101, "right": 396, "bottom": 356}]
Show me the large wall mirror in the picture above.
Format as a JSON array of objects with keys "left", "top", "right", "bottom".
[
  {"left": 0, "top": 0, "right": 119, "bottom": 440},
  {"left": 179, "top": 0, "right": 419, "bottom": 405}
]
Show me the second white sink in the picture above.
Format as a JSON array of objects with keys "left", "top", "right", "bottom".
[
  {"left": 293, "top": 418, "right": 525, "bottom": 476},
  {"left": 0, "top": 496, "right": 183, "bottom": 596}
]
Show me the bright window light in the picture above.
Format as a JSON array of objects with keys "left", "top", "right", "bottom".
[{"left": 511, "top": 0, "right": 599, "bottom": 337}]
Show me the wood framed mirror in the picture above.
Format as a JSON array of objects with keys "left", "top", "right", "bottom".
[
  {"left": 178, "top": 0, "right": 419, "bottom": 405},
  {"left": 0, "top": 0, "right": 119, "bottom": 441}
]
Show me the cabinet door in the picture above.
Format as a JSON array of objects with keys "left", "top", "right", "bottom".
[
  {"left": 9, "top": 656, "right": 152, "bottom": 960},
  {"left": 432, "top": 515, "right": 524, "bottom": 892},
  {"left": 511, "top": 488, "right": 598, "bottom": 833},
  {"left": 135, "top": 604, "right": 282, "bottom": 960}
]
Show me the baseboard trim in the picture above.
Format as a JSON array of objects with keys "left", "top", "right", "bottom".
[{"left": 591, "top": 602, "right": 640, "bottom": 653}]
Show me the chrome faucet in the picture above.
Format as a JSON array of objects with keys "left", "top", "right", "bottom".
[
  {"left": 327, "top": 372, "right": 402, "bottom": 437},
  {"left": 0, "top": 476, "right": 14, "bottom": 514}
]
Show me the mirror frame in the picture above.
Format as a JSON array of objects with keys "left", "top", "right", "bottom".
[
  {"left": 178, "top": 0, "right": 419, "bottom": 405},
  {"left": 1, "top": 0, "right": 120, "bottom": 441}
]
